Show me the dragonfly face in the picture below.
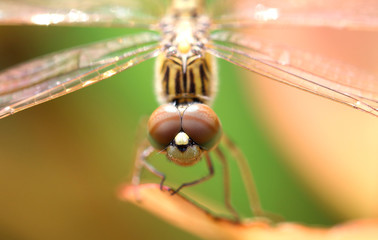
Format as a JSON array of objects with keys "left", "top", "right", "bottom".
[{"left": 147, "top": 103, "right": 222, "bottom": 166}]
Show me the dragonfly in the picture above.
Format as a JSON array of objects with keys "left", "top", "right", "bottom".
[{"left": 0, "top": 0, "right": 378, "bottom": 220}]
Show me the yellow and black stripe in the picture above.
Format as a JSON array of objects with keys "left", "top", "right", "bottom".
[{"left": 155, "top": 53, "right": 216, "bottom": 105}]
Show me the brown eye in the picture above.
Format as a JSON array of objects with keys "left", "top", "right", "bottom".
[
  {"left": 182, "top": 104, "right": 222, "bottom": 150},
  {"left": 148, "top": 104, "right": 181, "bottom": 150}
]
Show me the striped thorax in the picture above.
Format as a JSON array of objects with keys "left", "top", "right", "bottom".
[{"left": 155, "top": 0, "right": 216, "bottom": 105}]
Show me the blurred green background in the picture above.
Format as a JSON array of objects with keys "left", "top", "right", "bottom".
[{"left": 0, "top": 25, "right": 337, "bottom": 240}]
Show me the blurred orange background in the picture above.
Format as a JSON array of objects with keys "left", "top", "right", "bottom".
[{"left": 244, "top": 27, "right": 378, "bottom": 219}]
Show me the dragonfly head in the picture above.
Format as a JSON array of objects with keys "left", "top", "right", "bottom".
[{"left": 147, "top": 103, "right": 222, "bottom": 166}]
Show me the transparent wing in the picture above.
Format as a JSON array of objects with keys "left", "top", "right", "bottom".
[
  {"left": 203, "top": 0, "right": 233, "bottom": 21},
  {"left": 0, "top": 32, "right": 161, "bottom": 119},
  {"left": 211, "top": 0, "right": 378, "bottom": 30},
  {"left": 0, "top": 0, "right": 170, "bottom": 28},
  {"left": 208, "top": 31, "right": 378, "bottom": 116}
]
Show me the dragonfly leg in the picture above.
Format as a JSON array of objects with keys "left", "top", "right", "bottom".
[
  {"left": 222, "top": 135, "right": 283, "bottom": 222},
  {"left": 132, "top": 144, "right": 167, "bottom": 195},
  {"left": 214, "top": 147, "right": 240, "bottom": 221},
  {"left": 143, "top": 157, "right": 167, "bottom": 191},
  {"left": 170, "top": 153, "right": 214, "bottom": 195},
  {"left": 220, "top": 135, "right": 264, "bottom": 217}
]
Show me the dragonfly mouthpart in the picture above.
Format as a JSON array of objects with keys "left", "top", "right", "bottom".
[{"left": 167, "top": 140, "right": 202, "bottom": 166}]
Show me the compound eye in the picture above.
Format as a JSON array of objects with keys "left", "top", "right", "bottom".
[
  {"left": 182, "top": 104, "right": 222, "bottom": 150},
  {"left": 148, "top": 104, "right": 181, "bottom": 150}
]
